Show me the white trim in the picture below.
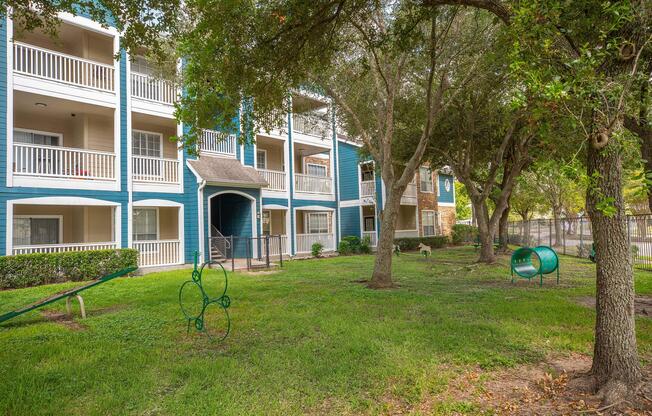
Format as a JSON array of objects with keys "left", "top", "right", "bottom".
[
  {"left": 8, "top": 196, "right": 120, "bottom": 206},
  {"left": 133, "top": 206, "right": 160, "bottom": 240},
  {"left": 126, "top": 51, "right": 133, "bottom": 248},
  {"left": 57, "top": 12, "right": 119, "bottom": 36},
  {"left": 340, "top": 199, "right": 362, "bottom": 208},
  {"left": 12, "top": 176, "right": 117, "bottom": 191},
  {"left": 131, "top": 129, "right": 164, "bottom": 157},
  {"left": 133, "top": 199, "right": 183, "bottom": 208},
  {"left": 262, "top": 204, "right": 288, "bottom": 210},
  {"left": 206, "top": 190, "right": 258, "bottom": 258},
  {"left": 6, "top": 14, "right": 13, "bottom": 188},
  {"left": 13, "top": 214, "right": 64, "bottom": 244},
  {"left": 438, "top": 202, "right": 456, "bottom": 207},
  {"left": 113, "top": 34, "right": 121, "bottom": 192},
  {"left": 294, "top": 205, "right": 335, "bottom": 212}
]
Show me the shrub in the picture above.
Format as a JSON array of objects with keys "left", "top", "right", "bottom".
[
  {"left": 342, "top": 236, "right": 361, "bottom": 252},
  {"left": 393, "top": 236, "right": 449, "bottom": 252},
  {"left": 311, "top": 242, "right": 324, "bottom": 258},
  {"left": 451, "top": 224, "right": 478, "bottom": 245},
  {"left": 359, "top": 236, "right": 372, "bottom": 254},
  {"left": 338, "top": 240, "right": 353, "bottom": 255},
  {"left": 0, "top": 248, "right": 138, "bottom": 290}
]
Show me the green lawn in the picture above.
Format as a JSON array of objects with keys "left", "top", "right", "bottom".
[{"left": 0, "top": 246, "right": 651, "bottom": 415}]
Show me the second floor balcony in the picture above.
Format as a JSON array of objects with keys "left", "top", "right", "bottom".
[
  {"left": 294, "top": 173, "right": 333, "bottom": 194},
  {"left": 199, "top": 129, "right": 237, "bottom": 157}
]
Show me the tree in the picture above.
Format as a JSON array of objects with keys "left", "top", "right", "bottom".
[
  {"left": 177, "top": 2, "right": 492, "bottom": 288},
  {"left": 510, "top": 173, "right": 545, "bottom": 245},
  {"left": 426, "top": 0, "right": 651, "bottom": 404}
]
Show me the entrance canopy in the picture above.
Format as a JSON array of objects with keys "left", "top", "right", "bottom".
[{"left": 188, "top": 156, "right": 267, "bottom": 187}]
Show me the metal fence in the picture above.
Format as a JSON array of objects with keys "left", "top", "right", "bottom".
[
  {"left": 211, "top": 235, "right": 285, "bottom": 271},
  {"left": 507, "top": 215, "right": 652, "bottom": 271}
]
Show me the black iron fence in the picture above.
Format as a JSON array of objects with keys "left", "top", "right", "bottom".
[
  {"left": 210, "top": 234, "right": 285, "bottom": 271},
  {"left": 507, "top": 215, "right": 652, "bottom": 271}
]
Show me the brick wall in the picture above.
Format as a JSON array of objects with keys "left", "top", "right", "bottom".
[
  {"left": 439, "top": 206, "right": 456, "bottom": 236},
  {"left": 416, "top": 166, "right": 437, "bottom": 236}
]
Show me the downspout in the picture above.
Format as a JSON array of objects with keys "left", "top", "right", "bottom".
[{"left": 197, "top": 179, "right": 207, "bottom": 263}]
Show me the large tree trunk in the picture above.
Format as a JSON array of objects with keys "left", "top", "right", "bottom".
[
  {"left": 586, "top": 140, "right": 641, "bottom": 401},
  {"left": 497, "top": 204, "right": 510, "bottom": 252},
  {"left": 473, "top": 198, "right": 496, "bottom": 263},
  {"left": 369, "top": 189, "right": 402, "bottom": 288},
  {"left": 521, "top": 213, "right": 531, "bottom": 246},
  {"left": 553, "top": 206, "right": 563, "bottom": 246}
]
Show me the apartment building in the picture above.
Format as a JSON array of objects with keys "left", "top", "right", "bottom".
[{"left": 0, "top": 11, "right": 455, "bottom": 268}]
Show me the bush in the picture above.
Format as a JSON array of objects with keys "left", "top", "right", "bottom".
[
  {"left": 311, "top": 242, "right": 324, "bottom": 258},
  {"left": 0, "top": 248, "right": 138, "bottom": 289},
  {"left": 337, "top": 235, "right": 373, "bottom": 255},
  {"left": 393, "top": 236, "right": 449, "bottom": 252},
  {"left": 338, "top": 240, "right": 353, "bottom": 255},
  {"left": 451, "top": 224, "right": 478, "bottom": 245},
  {"left": 359, "top": 236, "right": 372, "bottom": 254}
]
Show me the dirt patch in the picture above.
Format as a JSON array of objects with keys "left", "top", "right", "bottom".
[
  {"left": 380, "top": 354, "right": 652, "bottom": 415},
  {"left": 577, "top": 296, "right": 652, "bottom": 318},
  {"left": 40, "top": 310, "right": 86, "bottom": 331}
]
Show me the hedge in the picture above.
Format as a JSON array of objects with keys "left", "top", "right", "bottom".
[
  {"left": 451, "top": 224, "right": 478, "bottom": 245},
  {"left": 338, "top": 235, "right": 372, "bottom": 255},
  {"left": 393, "top": 236, "right": 449, "bottom": 252},
  {"left": 0, "top": 248, "right": 139, "bottom": 290}
]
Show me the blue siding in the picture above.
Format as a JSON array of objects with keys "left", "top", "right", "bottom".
[
  {"left": 340, "top": 207, "right": 361, "bottom": 239},
  {"left": 438, "top": 174, "right": 455, "bottom": 204},
  {"left": 337, "top": 143, "right": 360, "bottom": 201},
  {"left": 262, "top": 197, "right": 288, "bottom": 207},
  {"left": 243, "top": 143, "right": 255, "bottom": 166}
]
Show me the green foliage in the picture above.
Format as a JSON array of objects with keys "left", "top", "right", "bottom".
[
  {"left": 0, "top": 249, "right": 138, "bottom": 289},
  {"left": 451, "top": 224, "right": 478, "bottom": 245},
  {"left": 311, "top": 242, "right": 324, "bottom": 258},
  {"left": 338, "top": 236, "right": 372, "bottom": 255},
  {"left": 393, "top": 236, "right": 449, "bottom": 252},
  {"left": 455, "top": 182, "right": 472, "bottom": 220}
]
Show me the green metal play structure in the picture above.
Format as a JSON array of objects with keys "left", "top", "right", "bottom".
[
  {"left": 510, "top": 246, "right": 560, "bottom": 287},
  {"left": 178, "top": 253, "right": 231, "bottom": 341},
  {"left": 0, "top": 267, "right": 137, "bottom": 324}
]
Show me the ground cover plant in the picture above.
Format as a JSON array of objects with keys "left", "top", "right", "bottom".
[{"left": 1, "top": 246, "right": 650, "bottom": 415}]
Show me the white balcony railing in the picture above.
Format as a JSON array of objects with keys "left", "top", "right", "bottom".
[
  {"left": 362, "top": 231, "right": 378, "bottom": 247},
  {"left": 258, "top": 169, "right": 286, "bottom": 191},
  {"left": 360, "top": 180, "right": 375, "bottom": 198},
  {"left": 199, "top": 130, "right": 237, "bottom": 156},
  {"left": 12, "top": 242, "right": 118, "bottom": 255},
  {"left": 131, "top": 72, "right": 176, "bottom": 105},
  {"left": 296, "top": 233, "right": 335, "bottom": 253},
  {"left": 294, "top": 173, "right": 333, "bottom": 194},
  {"left": 260, "top": 235, "right": 288, "bottom": 257},
  {"left": 401, "top": 183, "right": 417, "bottom": 204},
  {"left": 13, "top": 42, "right": 115, "bottom": 92},
  {"left": 292, "top": 113, "right": 329, "bottom": 137},
  {"left": 13, "top": 143, "right": 116, "bottom": 180},
  {"left": 134, "top": 240, "right": 181, "bottom": 267},
  {"left": 395, "top": 230, "right": 419, "bottom": 238},
  {"left": 132, "top": 156, "right": 180, "bottom": 184}
]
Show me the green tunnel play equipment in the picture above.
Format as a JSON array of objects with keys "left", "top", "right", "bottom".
[{"left": 510, "top": 246, "right": 559, "bottom": 287}]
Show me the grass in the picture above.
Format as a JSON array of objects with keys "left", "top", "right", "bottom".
[{"left": 0, "top": 246, "right": 651, "bottom": 415}]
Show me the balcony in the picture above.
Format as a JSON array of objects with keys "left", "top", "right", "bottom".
[
  {"left": 258, "top": 169, "right": 286, "bottom": 191},
  {"left": 13, "top": 143, "right": 116, "bottom": 181},
  {"left": 132, "top": 156, "right": 180, "bottom": 184},
  {"left": 295, "top": 173, "right": 333, "bottom": 194},
  {"left": 14, "top": 42, "right": 115, "bottom": 93},
  {"left": 360, "top": 180, "right": 375, "bottom": 198},
  {"left": 401, "top": 182, "right": 417, "bottom": 205},
  {"left": 260, "top": 235, "right": 289, "bottom": 256},
  {"left": 296, "top": 233, "right": 335, "bottom": 253},
  {"left": 131, "top": 72, "right": 176, "bottom": 105},
  {"left": 292, "top": 112, "right": 329, "bottom": 137},
  {"left": 200, "top": 130, "right": 237, "bottom": 157},
  {"left": 133, "top": 240, "right": 181, "bottom": 267}
]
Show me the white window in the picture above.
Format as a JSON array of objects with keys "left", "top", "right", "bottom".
[
  {"left": 132, "top": 130, "right": 162, "bottom": 158},
  {"left": 132, "top": 56, "right": 156, "bottom": 76},
  {"left": 257, "top": 149, "right": 267, "bottom": 170},
  {"left": 133, "top": 208, "right": 158, "bottom": 241},
  {"left": 14, "top": 128, "right": 61, "bottom": 146},
  {"left": 420, "top": 167, "right": 434, "bottom": 192},
  {"left": 307, "top": 213, "right": 329, "bottom": 234},
  {"left": 307, "top": 163, "right": 327, "bottom": 177},
  {"left": 13, "top": 216, "right": 62, "bottom": 246},
  {"left": 262, "top": 210, "right": 271, "bottom": 235},
  {"left": 422, "top": 211, "right": 438, "bottom": 236}
]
